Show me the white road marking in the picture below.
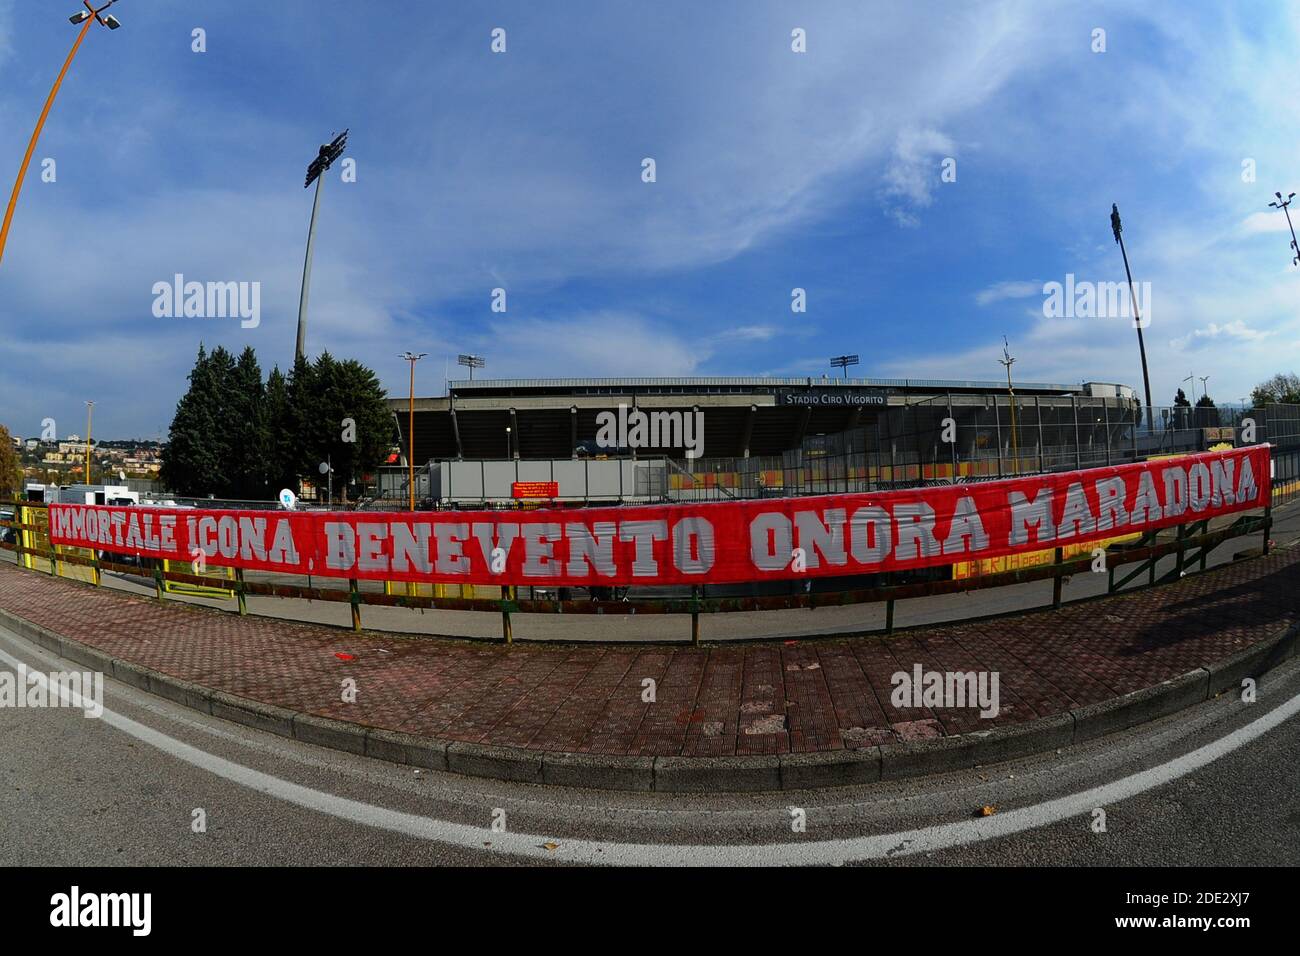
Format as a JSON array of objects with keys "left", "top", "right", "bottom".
[{"left": 2, "top": 639, "right": 1297, "bottom": 866}]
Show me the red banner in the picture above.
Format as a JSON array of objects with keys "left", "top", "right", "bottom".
[{"left": 48, "top": 447, "right": 1269, "bottom": 587}]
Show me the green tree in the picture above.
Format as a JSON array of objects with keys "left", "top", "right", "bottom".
[
  {"left": 162, "top": 346, "right": 395, "bottom": 502},
  {"left": 160, "top": 345, "right": 223, "bottom": 496},
  {"left": 227, "top": 346, "right": 269, "bottom": 500},
  {"left": 1251, "top": 372, "right": 1300, "bottom": 406},
  {"left": 282, "top": 353, "right": 318, "bottom": 489},
  {"left": 294, "top": 351, "right": 394, "bottom": 501},
  {"left": 323, "top": 357, "right": 395, "bottom": 500},
  {"left": 0, "top": 424, "right": 22, "bottom": 499},
  {"left": 204, "top": 345, "right": 239, "bottom": 496},
  {"left": 1195, "top": 392, "right": 1220, "bottom": 427},
  {"left": 263, "top": 365, "right": 296, "bottom": 494}
]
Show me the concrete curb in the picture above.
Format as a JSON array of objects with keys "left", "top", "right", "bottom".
[{"left": 1, "top": 604, "right": 1296, "bottom": 794}]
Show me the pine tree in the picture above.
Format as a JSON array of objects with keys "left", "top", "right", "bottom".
[
  {"left": 264, "top": 366, "right": 295, "bottom": 495},
  {"left": 283, "top": 353, "right": 318, "bottom": 488},
  {"left": 1194, "top": 392, "right": 1220, "bottom": 428},
  {"left": 160, "top": 345, "right": 223, "bottom": 496},
  {"left": 205, "top": 346, "right": 239, "bottom": 497},
  {"left": 163, "top": 346, "right": 397, "bottom": 502},
  {"left": 227, "top": 347, "right": 268, "bottom": 500}
]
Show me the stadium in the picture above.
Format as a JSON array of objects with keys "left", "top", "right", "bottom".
[{"left": 383, "top": 374, "right": 1161, "bottom": 506}]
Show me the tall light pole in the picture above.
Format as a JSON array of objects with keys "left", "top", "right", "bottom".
[
  {"left": 457, "top": 354, "right": 485, "bottom": 380},
  {"left": 399, "top": 352, "right": 426, "bottom": 512},
  {"left": 0, "top": 3, "right": 124, "bottom": 268},
  {"left": 1111, "top": 204, "right": 1154, "bottom": 432},
  {"left": 998, "top": 336, "right": 1019, "bottom": 475},
  {"left": 296, "top": 130, "right": 348, "bottom": 363},
  {"left": 84, "top": 401, "right": 94, "bottom": 484},
  {"left": 830, "top": 354, "right": 859, "bottom": 379},
  {"left": 1183, "top": 372, "right": 1197, "bottom": 403},
  {"left": 1268, "top": 191, "right": 1299, "bottom": 266}
]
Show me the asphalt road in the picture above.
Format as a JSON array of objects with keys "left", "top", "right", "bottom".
[{"left": 2, "top": 618, "right": 1297, "bottom": 866}]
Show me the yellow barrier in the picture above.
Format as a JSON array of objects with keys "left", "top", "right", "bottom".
[
  {"left": 19, "top": 505, "right": 97, "bottom": 583},
  {"left": 953, "top": 532, "right": 1142, "bottom": 580},
  {"left": 383, "top": 580, "right": 505, "bottom": 599},
  {"left": 162, "top": 558, "right": 235, "bottom": 599}
]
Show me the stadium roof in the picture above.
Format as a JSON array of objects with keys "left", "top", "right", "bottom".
[
  {"left": 389, "top": 376, "right": 1131, "bottom": 462},
  {"left": 445, "top": 376, "right": 1082, "bottom": 393}
]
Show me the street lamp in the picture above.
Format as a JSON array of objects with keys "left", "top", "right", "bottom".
[
  {"left": 457, "top": 354, "right": 486, "bottom": 380},
  {"left": 830, "top": 354, "right": 859, "bottom": 379},
  {"left": 399, "top": 352, "right": 426, "bottom": 512},
  {"left": 0, "top": 3, "right": 126, "bottom": 268},
  {"left": 505, "top": 426, "right": 512, "bottom": 460},
  {"left": 84, "top": 400, "right": 94, "bottom": 484},
  {"left": 318, "top": 459, "right": 333, "bottom": 507},
  {"left": 998, "top": 337, "right": 1019, "bottom": 475},
  {"left": 1181, "top": 372, "right": 1197, "bottom": 430},
  {"left": 295, "top": 129, "right": 349, "bottom": 362},
  {"left": 1110, "top": 204, "right": 1155, "bottom": 432},
  {"left": 1268, "top": 192, "right": 1299, "bottom": 267}
]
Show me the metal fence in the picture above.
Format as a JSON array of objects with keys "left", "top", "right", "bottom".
[
  {"left": 667, "top": 402, "right": 1300, "bottom": 502},
  {"left": 0, "top": 497, "right": 1274, "bottom": 645}
]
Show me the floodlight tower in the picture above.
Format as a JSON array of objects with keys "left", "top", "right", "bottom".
[
  {"left": 296, "top": 129, "right": 349, "bottom": 362},
  {"left": 0, "top": 3, "right": 125, "bottom": 268},
  {"left": 1110, "top": 204, "right": 1154, "bottom": 432},
  {"left": 457, "top": 354, "right": 486, "bottom": 380},
  {"left": 1268, "top": 192, "right": 1299, "bottom": 267},
  {"left": 830, "top": 354, "right": 859, "bottom": 379}
]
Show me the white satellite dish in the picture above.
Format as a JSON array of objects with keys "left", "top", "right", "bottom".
[{"left": 279, "top": 489, "right": 298, "bottom": 510}]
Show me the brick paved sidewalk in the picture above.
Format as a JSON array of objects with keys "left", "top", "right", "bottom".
[{"left": 0, "top": 549, "right": 1296, "bottom": 757}]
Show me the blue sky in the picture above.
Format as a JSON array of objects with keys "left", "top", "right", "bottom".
[{"left": 1, "top": 0, "right": 1298, "bottom": 438}]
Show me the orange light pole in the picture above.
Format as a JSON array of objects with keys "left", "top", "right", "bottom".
[
  {"left": 0, "top": 3, "right": 124, "bottom": 268},
  {"left": 399, "top": 352, "right": 427, "bottom": 512}
]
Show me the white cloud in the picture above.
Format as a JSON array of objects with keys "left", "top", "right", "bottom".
[
  {"left": 710, "top": 325, "right": 779, "bottom": 343},
  {"left": 881, "top": 128, "right": 956, "bottom": 227},
  {"left": 975, "top": 280, "right": 1043, "bottom": 306},
  {"left": 481, "top": 313, "right": 704, "bottom": 378},
  {"left": 1239, "top": 210, "right": 1293, "bottom": 235},
  {"left": 1170, "top": 320, "right": 1270, "bottom": 351}
]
